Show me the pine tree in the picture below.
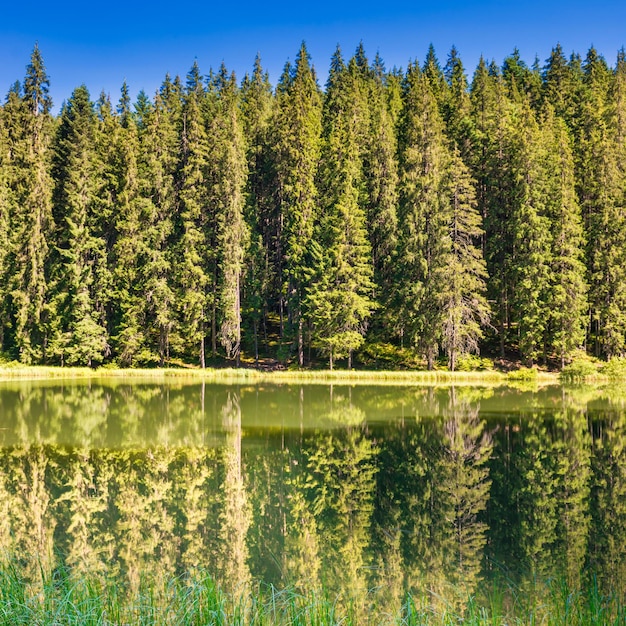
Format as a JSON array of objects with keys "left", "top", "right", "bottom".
[
  {"left": 443, "top": 46, "right": 473, "bottom": 158},
  {"left": 48, "top": 85, "right": 109, "bottom": 366},
  {"left": 507, "top": 98, "right": 554, "bottom": 364},
  {"left": 177, "top": 62, "right": 211, "bottom": 367},
  {"left": 469, "top": 58, "right": 516, "bottom": 356},
  {"left": 3, "top": 46, "right": 54, "bottom": 362},
  {"left": 240, "top": 55, "right": 274, "bottom": 362},
  {"left": 207, "top": 66, "right": 248, "bottom": 364},
  {"left": 542, "top": 43, "right": 583, "bottom": 126},
  {"left": 138, "top": 76, "right": 181, "bottom": 364},
  {"left": 110, "top": 82, "right": 145, "bottom": 365},
  {"left": 0, "top": 107, "right": 13, "bottom": 353},
  {"left": 272, "top": 43, "right": 322, "bottom": 365},
  {"left": 361, "top": 51, "right": 399, "bottom": 328},
  {"left": 579, "top": 48, "right": 626, "bottom": 357},
  {"left": 396, "top": 63, "right": 451, "bottom": 368},
  {"left": 309, "top": 50, "right": 376, "bottom": 369},
  {"left": 441, "top": 151, "right": 490, "bottom": 370},
  {"left": 542, "top": 108, "right": 588, "bottom": 365}
]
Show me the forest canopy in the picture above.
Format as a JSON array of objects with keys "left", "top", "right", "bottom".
[{"left": 1, "top": 42, "right": 625, "bottom": 370}]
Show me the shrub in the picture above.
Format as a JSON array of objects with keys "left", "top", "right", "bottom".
[{"left": 601, "top": 357, "right": 626, "bottom": 380}]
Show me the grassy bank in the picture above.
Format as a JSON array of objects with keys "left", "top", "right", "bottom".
[
  {"left": 0, "top": 561, "right": 623, "bottom": 625},
  {"left": 0, "top": 363, "right": 562, "bottom": 387}
]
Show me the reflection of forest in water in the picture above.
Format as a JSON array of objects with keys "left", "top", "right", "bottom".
[{"left": 1, "top": 382, "right": 625, "bottom": 616}]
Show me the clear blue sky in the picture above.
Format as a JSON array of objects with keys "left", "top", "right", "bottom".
[{"left": 2, "top": 0, "right": 625, "bottom": 112}]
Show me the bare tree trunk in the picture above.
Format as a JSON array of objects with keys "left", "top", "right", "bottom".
[{"left": 298, "top": 317, "right": 304, "bottom": 367}]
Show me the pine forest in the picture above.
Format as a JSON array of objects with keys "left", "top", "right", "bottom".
[{"left": 2, "top": 42, "right": 626, "bottom": 371}]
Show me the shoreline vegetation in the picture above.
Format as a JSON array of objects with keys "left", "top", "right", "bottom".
[
  {"left": 1, "top": 359, "right": 625, "bottom": 385},
  {"left": 0, "top": 560, "right": 623, "bottom": 626},
  {"left": 0, "top": 360, "right": 545, "bottom": 385}
]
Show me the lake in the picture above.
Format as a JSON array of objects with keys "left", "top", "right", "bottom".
[{"left": 1, "top": 379, "right": 625, "bottom": 621}]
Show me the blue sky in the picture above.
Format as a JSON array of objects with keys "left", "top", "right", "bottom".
[{"left": 2, "top": 0, "right": 626, "bottom": 111}]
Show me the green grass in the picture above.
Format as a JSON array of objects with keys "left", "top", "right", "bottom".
[
  {"left": 0, "top": 363, "right": 563, "bottom": 388},
  {"left": 1, "top": 559, "right": 623, "bottom": 626}
]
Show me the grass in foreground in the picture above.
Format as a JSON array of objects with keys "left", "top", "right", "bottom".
[{"left": 1, "top": 560, "right": 624, "bottom": 626}]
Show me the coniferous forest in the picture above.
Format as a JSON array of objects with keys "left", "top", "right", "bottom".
[{"left": 2, "top": 42, "right": 626, "bottom": 370}]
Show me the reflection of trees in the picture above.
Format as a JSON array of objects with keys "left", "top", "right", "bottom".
[
  {"left": 552, "top": 398, "right": 591, "bottom": 589},
  {"left": 216, "top": 391, "right": 251, "bottom": 594},
  {"left": 589, "top": 404, "right": 626, "bottom": 591},
  {"left": 435, "top": 387, "right": 492, "bottom": 603},
  {"left": 305, "top": 394, "right": 376, "bottom": 618},
  {"left": 487, "top": 389, "right": 593, "bottom": 597},
  {"left": 2, "top": 381, "right": 626, "bottom": 611},
  {"left": 2, "top": 446, "right": 56, "bottom": 584},
  {"left": 370, "top": 387, "right": 491, "bottom": 612}
]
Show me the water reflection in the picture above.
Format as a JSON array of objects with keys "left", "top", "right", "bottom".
[{"left": 0, "top": 381, "right": 625, "bottom": 613}]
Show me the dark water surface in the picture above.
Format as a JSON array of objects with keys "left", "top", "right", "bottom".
[{"left": 1, "top": 379, "right": 625, "bottom": 613}]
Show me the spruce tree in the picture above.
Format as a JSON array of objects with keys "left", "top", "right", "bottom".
[
  {"left": 542, "top": 108, "right": 588, "bottom": 365},
  {"left": 177, "top": 62, "right": 211, "bottom": 367},
  {"left": 361, "top": 51, "right": 399, "bottom": 328},
  {"left": 138, "top": 76, "right": 181, "bottom": 364},
  {"left": 3, "top": 46, "right": 54, "bottom": 363},
  {"left": 240, "top": 55, "right": 274, "bottom": 361},
  {"left": 0, "top": 108, "right": 13, "bottom": 353},
  {"left": 207, "top": 66, "right": 248, "bottom": 364},
  {"left": 469, "top": 58, "right": 515, "bottom": 356},
  {"left": 272, "top": 43, "right": 322, "bottom": 365},
  {"left": 309, "top": 50, "right": 376, "bottom": 369},
  {"left": 49, "top": 85, "right": 109, "bottom": 366},
  {"left": 579, "top": 48, "right": 626, "bottom": 356},
  {"left": 441, "top": 150, "right": 490, "bottom": 370},
  {"left": 396, "top": 63, "right": 451, "bottom": 368},
  {"left": 110, "top": 82, "right": 145, "bottom": 365}
]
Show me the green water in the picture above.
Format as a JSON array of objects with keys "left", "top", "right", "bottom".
[{"left": 1, "top": 380, "right": 625, "bottom": 618}]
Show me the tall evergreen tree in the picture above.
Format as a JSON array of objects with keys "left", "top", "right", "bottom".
[
  {"left": 49, "top": 85, "right": 109, "bottom": 366},
  {"left": 110, "top": 82, "right": 145, "bottom": 364},
  {"left": 3, "top": 46, "right": 54, "bottom": 362},
  {"left": 0, "top": 107, "right": 13, "bottom": 352},
  {"left": 361, "top": 51, "right": 399, "bottom": 327},
  {"left": 207, "top": 66, "right": 248, "bottom": 364},
  {"left": 470, "top": 58, "right": 516, "bottom": 356},
  {"left": 309, "top": 51, "right": 376, "bottom": 369},
  {"left": 272, "top": 43, "right": 322, "bottom": 365},
  {"left": 441, "top": 150, "right": 490, "bottom": 370},
  {"left": 177, "top": 62, "right": 211, "bottom": 367},
  {"left": 542, "top": 108, "right": 588, "bottom": 365},
  {"left": 579, "top": 48, "right": 626, "bottom": 356},
  {"left": 240, "top": 55, "right": 274, "bottom": 361},
  {"left": 138, "top": 76, "right": 181, "bottom": 364},
  {"left": 396, "top": 63, "right": 451, "bottom": 368}
]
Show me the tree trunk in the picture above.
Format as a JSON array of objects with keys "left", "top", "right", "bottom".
[
  {"left": 253, "top": 319, "right": 259, "bottom": 365},
  {"left": 427, "top": 348, "right": 434, "bottom": 371},
  {"left": 348, "top": 350, "right": 352, "bottom": 370},
  {"left": 298, "top": 317, "right": 304, "bottom": 367},
  {"left": 212, "top": 303, "right": 217, "bottom": 357},
  {"left": 329, "top": 348, "right": 334, "bottom": 371},
  {"left": 200, "top": 334, "right": 206, "bottom": 369}
]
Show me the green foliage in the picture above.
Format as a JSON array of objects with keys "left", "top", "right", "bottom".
[
  {"left": 561, "top": 354, "right": 599, "bottom": 382},
  {"left": 455, "top": 353, "right": 494, "bottom": 371},
  {"left": 601, "top": 357, "right": 626, "bottom": 380},
  {"left": 506, "top": 367, "right": 538, "bottom": 382},
  {"left": 3, "top": 43, "right": 626, "bottom": 370}
]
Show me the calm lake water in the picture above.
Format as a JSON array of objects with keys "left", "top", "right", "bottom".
[{"left": 1, "top": 379, "right": 625, "bottom": 614}]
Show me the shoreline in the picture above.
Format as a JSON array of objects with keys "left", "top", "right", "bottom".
[{"left": 0, "top": 364, "right": 563, "bottom": 386}]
